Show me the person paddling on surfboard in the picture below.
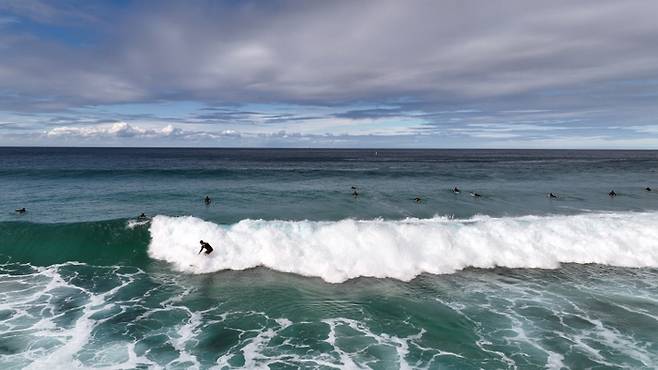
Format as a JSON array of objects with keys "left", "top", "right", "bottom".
[{"left": 198, "top": 240, "right": 214, "bottom": 255}]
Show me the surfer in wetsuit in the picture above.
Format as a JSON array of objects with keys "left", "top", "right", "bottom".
[
  {"left": 15, "top": 207, "right": 26, "bottom": 213},
  {"left": 414, "top": 197, "right": 422, "bottom": 203},
  {"left": 548, "top": 192, "right": 558, "bottom": 199},
  {"left": 352, "top": 186, "right": 359, "bottom": 197},
  {"left": 609, "top": 190, "right": 617, "bottom": 197},
  {"left": 138, "top": 212, "right": 147, "bottom": 220},
  {"left": 453, "top": 187, "right": 460, "bottom": 194},
  {"left": 646, "top": 187, "right": 652, "bottom": 192},
  {"left": 204, "top": 196, "right": 211, "bottom": 205},
  {"left": 198, "top": 240, "right": 214, "bottom": 255}
]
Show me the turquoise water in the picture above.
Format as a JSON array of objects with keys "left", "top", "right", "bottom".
[{"left": 1, "top": 148, "right": 657, "bottom": 369}]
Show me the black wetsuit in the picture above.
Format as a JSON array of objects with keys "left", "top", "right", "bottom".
[{"left": 199, "top": 242, "right": 214, "bottom": 255}]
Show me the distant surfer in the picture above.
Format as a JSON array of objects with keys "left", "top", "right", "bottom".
[
  {"left": 609, "top": 190, "right": 617, "bottom": 197},
  {"left": 646, "top": 187, "right": 652, "bottom": 192},
  {"left": 453, "top": 187, "right": 460, "bottom": 194},
  {"left": 15, "top": 207, "right": 26, "bottom": 214},
  {"left": 548, "top": 192, "right": 558, "bottom": 199},
  {"left": 204, "top": 196, "right": 211, "bottom": 205},
  {"left": 137, "top": 213, "right": 148, "bottom": 220},
  {"left": 198, "top": 240, "right": 214, "bottom": 255},
  {"left": 414, "top": 197, "right": 422, "bottom": 203},
  {"left": 470, "top": 192, "right": 481, "bottom": 197},
  {"left": 352, "top": 186, "right": 359, "bottom": 197}
]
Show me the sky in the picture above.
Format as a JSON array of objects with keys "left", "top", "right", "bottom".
[{"left": 1, "top": 0, "right": 658, "bottom": 148}]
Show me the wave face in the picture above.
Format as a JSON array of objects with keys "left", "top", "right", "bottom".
[
  {"left": 0, "top": 220, "right": 150, "bottom": 266},
  {"left": 148, "top": 212, "right": 658, "bottom": 283}
]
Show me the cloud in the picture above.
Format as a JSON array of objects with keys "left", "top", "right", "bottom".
[
  {"left": 626, "top": 125, "right": 658, "bottom": 135},
  {"left": 0, "top": 116, "right": 654, "bottom": 149},
  {"left": 46, "top": 121, "right": 182, "bottom": 138},
  {"left": 333, "top": 107, "right": 414, "bottom": 120},
  {"left": 0, "top": 16, "right": 18, "bottom": 27},
  {"left": 42, "top": 121, "right": 314, "bottom": 142},
  {"left": 0, "top": 0, "right": 102, "bottom": 25},
  {"left": 0, "top": 0, "right": 657, "bottom": 111}
]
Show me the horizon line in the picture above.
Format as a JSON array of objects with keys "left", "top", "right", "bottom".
[{"left": 1, "top": 146, "right": 657, "bottom": 151}]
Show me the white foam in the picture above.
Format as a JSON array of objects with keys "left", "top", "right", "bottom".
[
  {"left": 126, "top": 218, "right": 150, "bottom": 229},
  {"left": 147, "top": 212, "right": 658, "bottom": 283}
]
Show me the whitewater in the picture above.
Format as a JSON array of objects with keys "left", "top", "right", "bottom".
[{"left": 148, "top": 211, "right": 658, "bottom": 283}]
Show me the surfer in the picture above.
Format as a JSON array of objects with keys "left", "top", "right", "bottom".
[
  {"left": 609, "top": 190, "right": 617, "bottom": 197},
  {"left": 204, "top": 195, "right": 211, "bottom": 205},
  {"left": 352, "top": 186, "right": 359, "bottom": 197},
  {"left": 137, "top": 212, "right": 148, "bottom": 220},
  {"left": 470, "top": 192, "right": 481, "bottom": 197},
  {"left": 198, "top": 240, "right": 214, "bottom": 255},
  {"left": 646, "top": 187, "right": 652, "bottom": 192},
  {"left": 453, "top": 187, "right": 460, "bottom": 194},
  {"left": 414, "top": 197, "right": 422, "bottom": 203},
  {"left": 15, "top": 207, "right": 26, "bottom": 213},
  {"left": 548, "top": 192, "right": 558, "bottom": 199}
]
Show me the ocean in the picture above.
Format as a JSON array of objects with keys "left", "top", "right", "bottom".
[{"left": 1, "top": 147, "right": 657, "bottom": 369}]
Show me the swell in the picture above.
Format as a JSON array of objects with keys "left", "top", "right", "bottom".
[
  {"left": 0, "top": 219, "right": 150, "bottom": 266},
  {"left": 2, "top": 212, "right": 658, "bottom": 283}
]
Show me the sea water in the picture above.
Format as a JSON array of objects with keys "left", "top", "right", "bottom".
[{"left": 0, "top": 148, "right": 657, "bottom": 369}]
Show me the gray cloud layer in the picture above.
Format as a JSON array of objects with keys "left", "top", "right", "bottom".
[{"left": 1, "top": 1, "right": 657, "bottom": 109}]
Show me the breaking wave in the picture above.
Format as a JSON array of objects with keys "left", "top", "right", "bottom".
[{"left": 148, "top": 212, "right": 658, "bottom": 283}]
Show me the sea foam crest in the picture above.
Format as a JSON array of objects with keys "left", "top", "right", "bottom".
[{"left": 147, "top": 212, "right": 658, "bottom": 283}]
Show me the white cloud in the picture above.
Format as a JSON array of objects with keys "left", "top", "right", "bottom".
[
  {"left": 626, "top": 125, "right": 658, "bottom": 135},
  {"left": 46, "top": 121, "right": 181, "bottom": 138}
]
